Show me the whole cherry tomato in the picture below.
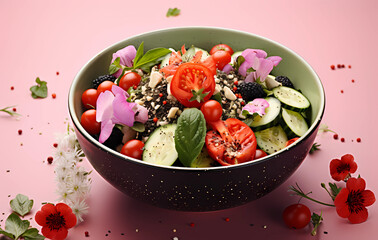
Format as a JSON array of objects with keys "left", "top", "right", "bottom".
[
  {"left": 205, "top": 119, "right": 257, "bottom": 166},
  {"left": 170, "top": 63, "right": 215, "bottom": 108},
  {"left": 282, "top": 204, "right": 311, "bottom": 229},
  {"left": 210, "top": 44, "right": 234, "bottom": 56},
  {"left": 81, "top": 88, "right": 98, "bottom": 109},
  {"left": 119, "top": 71, "right": 141, "bottom": 91},
  {"left": 80, "top": 109, "right": 101, "bottom": 135},
  {"left": 121, "top": 139, "right": 144, "bottom": 159},
  {"left": 211, "top": 51, "right": 231, "bottom": 70},
  {"left": 200, "top": 100, "right": 223, "bottom": 122},
  {"left": 97, "top": 80, "right": 115, "bottom": 94}
]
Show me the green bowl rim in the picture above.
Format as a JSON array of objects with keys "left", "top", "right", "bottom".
[{"left": 68, "top": 26, "right": 325, "bottom": 172}]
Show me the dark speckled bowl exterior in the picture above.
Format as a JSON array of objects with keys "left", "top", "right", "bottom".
[{"left": 68, "top": 27, "right": 325, "bottom": 212}]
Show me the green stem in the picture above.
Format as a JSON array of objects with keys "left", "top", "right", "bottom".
[
  {"left": 289, "top": 184, "right": 335, "bottom": 207},
  {"left": 321, "top": 183, "right": 335, "bottom": 201}
]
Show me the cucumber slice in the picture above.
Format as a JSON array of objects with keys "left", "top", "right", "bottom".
[
  {"left": 281, "top": 108, "right": 309, "bottom": 138},
  {"left": 194, "top": 47, "right": 210, "bottom": 61},
  {"left": 231, "top": 51, "right": 243, "bottom": 62},
  {"left": 190, "top": 147, "right": 217, "bottom": 168},
  {"left": 142, "top": 124, "right": 178, "bottom": 166},
  {"left": 273, "top": 86, "right": 310, "bottom": 112},
  {"left": 255, "top": 125, "right": 288, "bottom": 154},
  {"left": 160, "top": 48, "right": 175, "bottom": 68},
  {"left": 249, "top": 97, "right": 281, "bottom": 131}
]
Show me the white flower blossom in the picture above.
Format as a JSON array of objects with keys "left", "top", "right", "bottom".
[{"left": 69, "top": 198, "right": 89, "bottom": 223}]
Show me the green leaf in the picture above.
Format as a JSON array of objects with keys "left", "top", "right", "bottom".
[
  {"left": 181, "top": 46, "right": 196, "bottom": 63},
  {"left": 133, "top": 42, "right": 145, "bottom": 67},
  {"left": 189, "top": 88, "right": 209, "bottom": 103},
  {"left": 30, "top": 77, "right": 48, "bottom": 99},
  {"left": 131, "top": 122, "right": 145, "bottom": 133},
  {"left": 233, "top": 55, "right": 245, "bottom": 70},
  {"left": 109, "top": 57, "right": 122, "bottom": 74},
  {"left": 210, "top": 92, "right": 222, "bottom": 105},
  {"left": 329, "top": 182, "right": 342, "bottom": 200},
  {"left": 166, "top": 8, "right": 181, "bottom": 17},
  {"left": 309, "top": 142, "right": 321, "bottom": 154},
  {"left": 133, "top": 47, "right": 172, "bottom": 71},
  {"left": 10, "top": 194, "right": 33, "bottom": 217},
  {"left": 175, "top": 108, "right": 207, "bottom": 167},
  {"left": 0, "top": 227, "right": 15, "bottom": 239},
  {"left": 22, "top": 228, "right": 45, "bottom": 240},
  {"left": 311, "top": 211, "right": 323, "bottom": 236},
  {"left": 5, "top": 213, "right": 30, "bottom": 240}
]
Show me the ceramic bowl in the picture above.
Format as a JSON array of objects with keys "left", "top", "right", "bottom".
[{"left": 68, "top": 27, "right": 325, "bottom": 211}]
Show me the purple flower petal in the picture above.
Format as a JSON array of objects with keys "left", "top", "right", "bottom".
[
  {"left": 242, "top": 49, "right": 267, "bottom": 59},
  {"left": 266, "top": 56, "right": 282, "bottom": 66},
  {"left": 96, "top": 91, "right": 115, "bottom": 123},
  {"left": 99, "top": 119, "right": 115, "bottom": 143},
  {"left": 112, "top": 93, "right": 136, "bottom": 127},
  {"left": 111, "top": 85, "right": 129, "bottom": 98},
  {"left": 242, "top": 98, "right": 270, "bottom": 117},
  {"left": 244, "top": 72, "right": 256, "bottom": 83},
  {"left": 222, "top": 64, "right": 233, "bottom": 74},
  {"left": 111, "top": 45, "right": 137, "bottom": 77},
  {"left": 255, "top": 58, "right": 274, "bottom": 82},
  {"left": 133, "top": 104, "right": 149, "bottom": 123}
]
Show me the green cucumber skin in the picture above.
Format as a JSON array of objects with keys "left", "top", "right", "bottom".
[
  {"left": 280, "top": 109, "right": 309, "bottom": 138},
  {"left": 273, "top": 86, "right": 310, "bottom": 112},
  {"left": 250, "top": 97, "right": 282, "bottom": 132}
]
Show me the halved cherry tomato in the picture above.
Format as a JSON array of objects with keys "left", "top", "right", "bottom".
[
  {"left": 97, "top": 80, "right": 115, "bottom": 94},
  {"left": 119, "top": 71, "right": 141, "bottom": 91},
  {"left": 200, "top": 100, "right": 223, "bottom": 122},
  {"left": 210, "top": 44, "right": 234, "bottom": 56},
  {"left": 254, "top": 149, "right": 268, "bottom": 159},
  {"left": 285, "top": 137, "right": 300, "bottom": 147},
  {"left": 212, "top": 51, "right": 231, "bottom": 70},
  {"left": 205, "top": 119, "right": 257, "bottom": 165},
  {"left": 120, "top": 139, "right": 144, "bottom": 160},
  {"left": 80, "top": 109, "right": 101, "bottom": 135},
  {"left": 81, "top": 89, "right": 98, "bottom": 109},
  {"left": 170, "top": 63, "right": 215, "bottom": 108}
]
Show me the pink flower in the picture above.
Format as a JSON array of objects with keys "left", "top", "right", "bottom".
[
  {"left": 242, "top": 98, "right": 270, "bottom": 116},
  {"left": 96, "top": 85, "right": 148, "bottom": 143},
  {"left": 238, "top": 49, "right": 281, "bottom": 82},
  {"left": 111, "top": 45, "right": 137, "bottom": 78}
]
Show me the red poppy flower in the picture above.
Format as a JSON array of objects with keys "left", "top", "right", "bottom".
[
  {"left": 35, "top": 203, "right": 77, "bottom": 240},
  {"left": 334, "top": 177, "right": 375, "bottom": 224},
  {"left": 329, "top": 154, "right": 357, "bottom": 181}
]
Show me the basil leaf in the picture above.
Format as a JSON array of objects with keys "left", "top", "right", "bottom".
[
  {"left": 5, "top": 213, "right": 30, "bottom": 240},
  {"left": 181, "top": 46, "right": 195, "bottom": 63},
  {"left": 10, "top": 194, "right": 33, "bottom": 217},
  {"left": 30, "top": 77, "right": 48, "bottom": 99},
  {"left": 22, "top": 228, "right": 45, "bottom": 240},
  {"left": 109, "top": 57, "right": 122, "bottom": 74},
  {"left": 166, "top": 8, "right": 181, "bottom": 17},
  {"left": 133, "top": 42, "right": 144, "bottom": 67},
  {"left": 133, "top": 48, "right": 171, "bottom": 70},
  {"left": 175, "top": 108, "right": 206, "bottom": 167},
  {"left": 233, "top": 55, "right": 245, "bottom": 71},
  {"left": 211, "top": 92, "right": 222, "bottom": 105}
]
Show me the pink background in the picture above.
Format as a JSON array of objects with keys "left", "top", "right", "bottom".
[{"left": 1, "top": 0, "right": 377, "bottom": 239}]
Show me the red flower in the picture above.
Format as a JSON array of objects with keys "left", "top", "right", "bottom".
[
  {"left": 329, "top": 154, "right": 357, "bottom": 181},
  {"left": 334, "top": 177, "right": 375, "bottom": 224},
  {"left": 35, "top": 203, "right": 77, "bottom": 240}
]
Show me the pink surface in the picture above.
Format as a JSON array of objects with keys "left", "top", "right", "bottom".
[{"left": 1, "top": 0, "right": 377, "bottom": 239}]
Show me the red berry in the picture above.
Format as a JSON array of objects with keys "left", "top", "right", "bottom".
[
  {"left": 12, "top": 108, "right": 16, "bottom": 112},
  {"left": 47, "top": 156, "right": 53, "bottom": 164},
  {"left": 10, "top": 86, "right": 14, "bottom": 90},
  {"left": 18, "top": 129, "right": 22, "bottom": 135},
  {"left": 234, "top": 80, "right": 238, "bottom": 85},
  {"left": 348, "top": 65, "right": 352, "bottom": 69},
  {"left": 189, "top": 222, "right": 195, "bottom": 227},
  {"left": 85, "top": 231, "right": 89, "bottom": 237},
  {"left": 330, "top": 65, "right": 335, "bottom": 70},
  {"left": 56, "top": 71, "right": 60, "bottom": 75},
  {"left": 53, "top": 143, "right": 58, "bottom": 148},
  {"left": 163, "top": 100, "right": 167, "bottom": 105},
  {"left": 241, "top": 101, "right": 245, "bottom": 106},
  {"left": 351, "top": 79, "right": 355, "bottom": 83},
  {"left": 341, "top": 90, "right": 344, "bottom": 93},
  {"left": 225, "top": 217, "right": 230, "bottom": 222},
  {"left": 159, "top": 93, "right": 163, "bottom": 97},
  {"left": 233, "top": 86, "right": 237, "bottom": 91},
  {"left": 356, "top": 138, "right": 361, "bottom": 142},
  {"left": 52, "top": 93, "right": 57, "bottom": 99},
  {"left": 337, "top": 64, "right": 341, "bottom": 68},
  {"left": 333, "top": 134, "right": 338, "bottom": 140},
  {"left": 153, "top": 117, "right": 158, "bottom": 123},
  {"left": 133, "top": 85, "right": 137, "bottom": 90},
  {"left": 341, "top": 137, "right": 345, "bottom": 142},
  {"left": 341, "top": 64, "right": 345, "bottom": 68}
]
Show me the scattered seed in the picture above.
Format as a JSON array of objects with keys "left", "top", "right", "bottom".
[
  {"left": 47, "top": 156, "right": 53, "bottom": 164},
  {"left": 53, "top": 143, "right": 58, "bottom": 148},
  {"left": 348, "top": 65, "right": 351, "bottom": 69},
  {"left": 6, "top": 170, "right": 10, "bottom": 173},
  {"left": 189, "top": 222, "right": 195, "bottom": 227},
  {"left": 56, "top": 71, "right": 60, "bottom": 75},
  {"left": 356, "top": 138, "right": 361, "bottom": 142},
  {"left": 172, "top": 229, "right": 177, "bottom": 232},
  {"left": 340, "top": 90, "right": 344, "bottom": 93},
  {"left": 351, "top": 79, "right": 355, "bottom": 83},
  {"left": 330, "top": 65, "right": 335, "bottom": 70},
  {"left": 341, "top": 137, "right": 345, "bottom": 142},
  {"left": 85, "top": 231, "right": 89, "bottom": 237},
  {"left": 10, "top": 86, "right": 14, "bottom": 90},
  {"left": 250, "top": 224, "right": 254, "bottom": 227},
  {"left": 333, "top": 134, "right": 338, "bottom": 140},
  {"left": 337, "top": 64, "right": 341, "bottom": 68},
  {"left": 52, "top": 93, "right": 57, "bottom": 99},
  {"left": 153, "top": 117, "right": 158, "bottom": 123},
  {"left": 225, "top": 217, "right": 230, "bottom": 222},
  {"left": 135, "top": 229, "right": 139, "bottom": 232},
  {"left": 18, "top": 129, "right": 22, "bottom": 135},
  {"left": 12, "top": 108, "right": 16, "bottom": 112},
  {"left": 324, "top": 231, "right": 328, "bottom": 234},
  {"left": 159, "top": 93, "right": 163, "bottom": 97}
]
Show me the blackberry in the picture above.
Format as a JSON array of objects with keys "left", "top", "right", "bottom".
[
  {"left": 102, "top": 127, "right": 123, "bottom": 150},
  {"left": 238, "top": 82, "right": 266, "bottom": 102},
  {"left": 92, "top": 74, "right": 116, "bottom": 89},
  {"left": 275, "top": 76, "right": 294, "bottom": 88}
]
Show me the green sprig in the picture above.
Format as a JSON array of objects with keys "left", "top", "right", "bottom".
[
  {"left": 310, "top": 142, "right": 321, "bottom": 154},
  {"left": 289, "top": 183, "right": 335, "bottom": 207},
  {"left": 0, "top": 106, "right": 20, "bottom": 117},
  {"left": 311, "top": 211, "right": 323, "bottom": 236}
]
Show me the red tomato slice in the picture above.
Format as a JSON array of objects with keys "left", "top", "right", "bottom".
[
  {"left": 170, "top": 63, "right": 215, "bottom": 108},
  {"left": 205, "top": 119, "right": 257, "bottom": 165}
]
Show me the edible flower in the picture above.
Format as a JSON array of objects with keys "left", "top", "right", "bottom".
[
  {"left": 111, "top": 45, "right": 137, "bottom": 78},
  {"left": 330, "top": 154, "right": 357, "bottom": 181},
  {"left": 35, "top": 203, "right": 77, "bottom": 240},
  {"left": 238, "top": 49, "right": 282, "bottom": 82},
  {"left": 334, "top": 177, "right": 375, "bottom": 224},
  {"left": 96, "top": 85, "right": 148, "bottom": 143},
  {"left": 242, "top": 98, "right": 270, "bottom": 117}
]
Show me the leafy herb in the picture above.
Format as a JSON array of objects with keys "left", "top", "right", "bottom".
[
  {"left": 10, "top": 194, "right": 33, "bottom": 217},
  {"left": 166, "top": 8, "right": 181, "bottom": 17},
  {"left": 233, "top": 55, "right": 245, "bottom": 70},
  {"left": 175, "top": 108, "right": 207, "bottom": 167},
  {"left": 311, "top": 211, "right": 323, "bottom": 236},
  {"left": 211, "top": 92, "right": 222, "bottom": 105},
  {"left": 321, "top": 182, "right": 342, "bottom": 201},
  {"left": 21, "top": 228, "right": 45, "bottom": 240},
  {"left": 318, "top": 123, "right": 337, "bottom": 134},
  {"left": 0, "top": 106, "right": 20, "bottom": 117},
  {"left": 309, "top": 142, "right": 321, "bottom": 154},
  {"left": 289, "top": 183, "right": 335, "bottom": 207},
  {"left": 109, "top": 42, "right": 171, "bottom": 75},
  {"left": 30, "top": 77, "right": 48, "bottom": 99},
  {"left": 189, "top": 88, "right": 209, "bottom": 103}
]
